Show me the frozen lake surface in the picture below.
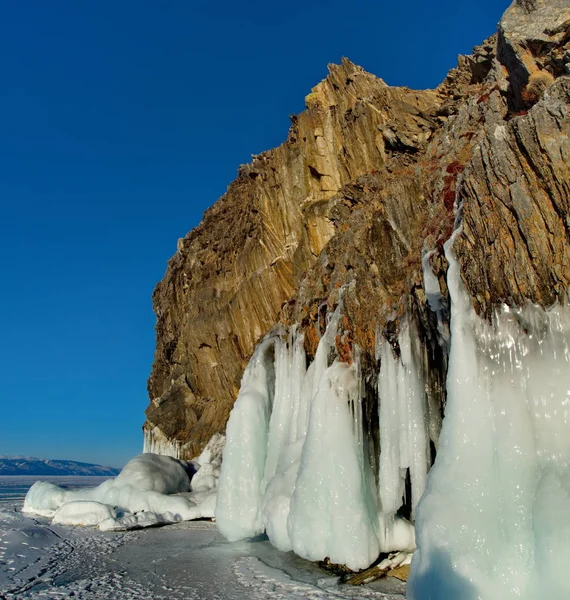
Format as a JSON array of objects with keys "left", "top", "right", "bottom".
[{"left": 0, "top": 478, "right": 405, "bottom": 599}]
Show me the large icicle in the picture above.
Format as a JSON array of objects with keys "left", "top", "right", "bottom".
[
  {"left": 215, "top": 336, "right": 276, "bottom": 541},
  {"left": 376, "top": 320, "right": 429, "bottom": 552},
  {"left": 262, "top": 329, "right": 309, "bottom": 551},
  {"left": 409, "top": 234, "right": 570, "bottom": 600}
]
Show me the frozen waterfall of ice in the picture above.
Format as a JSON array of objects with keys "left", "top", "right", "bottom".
[
  {"left": 409, "top": 234, "right": 570, "bottom": 600},
  {"left": 216, "top": 303, "right": 422, "bottom": 569}
]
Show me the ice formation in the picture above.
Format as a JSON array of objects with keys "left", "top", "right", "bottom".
[
  {"left": 409, "top": 235, "right": 570, "bottom": 600},
  {"left": 376, "top": 320, "right": 429, "bottom": 549},
  {"left": 217, "top": 305, "right": 419, "bottom": 570},
  {"left": 422, "top": 249, "right": 449, "bottom": 349},
  {"left": 23, "top": 452, "right": 219, "bottom": 530},
  {"left": 215, "top": 336, "right": 277, "bottom": 541},
  {"left": 288, "top": 359, "right": 380, "bottom": 569},
  {"left": 143, "top": 426, "right": 182, "bottom": 458},
  {"left": 52, "top": 501, "right": 117, "bottom": 526}
]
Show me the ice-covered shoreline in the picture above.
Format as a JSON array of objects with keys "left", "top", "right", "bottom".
[{"left": 0, "top": 495, "right": 405, "bottom": 599}]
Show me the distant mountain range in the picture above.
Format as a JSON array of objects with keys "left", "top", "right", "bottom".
[{"left": 0, "top": 456, "right": 120, "bottom": 476}]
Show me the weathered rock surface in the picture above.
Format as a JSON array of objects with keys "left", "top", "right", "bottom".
[{"left": 145, "top": 0, "right": 570, "bottom": 458}]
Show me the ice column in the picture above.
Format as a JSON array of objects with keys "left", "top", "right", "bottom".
[
  {"left": 376, "top": 320, "right": 430, "bottom": 551},
  {"left": 215, "top": 336, "right": 276, "bottom": 541},
  {"left": 262, "top": 329, "right": 309, "bottom": 551},
  {"left": 409, "top": 234, "right": 570, "bottom": 600},
  {"left": 287, "top": 308, "right": 380, "bottom": 570},
  {"left": 288, "top": 358, "right": 380, "bottom": 570}
]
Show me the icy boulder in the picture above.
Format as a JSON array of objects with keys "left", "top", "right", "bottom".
[
  {"left": 114, "top": 453, "right": 193, "bottom": 494},
  {"left": 23, "top": 452, "right": 216, "bottom": 530},
  {"left": 23, "top": 481, "right": 71, "bottom": 517}
]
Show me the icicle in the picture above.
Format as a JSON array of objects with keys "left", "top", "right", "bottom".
[
  {"left": 376, "top": 320, "right": 430, "bottom": 530},
  {"left": 262, "top": 333, "right": 293, "bottom": 491},
  {"left": 142, "top": 426, "right": 181, "bottom": 459},
  {"left": 218, "top": 297, "right": 381, "bottom": 568},
  {"left": 410, "top": 233, "right": 570, "bottom": 600},
  {"left": 262, "top": 328, "right": 308, "bottom": 552}
]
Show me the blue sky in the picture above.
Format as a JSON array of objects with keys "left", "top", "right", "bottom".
[{"left": 0, "top": 0, "right": 509, "bottom": 468}]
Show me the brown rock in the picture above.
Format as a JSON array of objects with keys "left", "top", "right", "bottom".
[{"left": 145, "top": 0, "right": 570, "bottom": 458}]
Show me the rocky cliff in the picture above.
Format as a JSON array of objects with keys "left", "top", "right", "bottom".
[{"left": 144, "top": 0, "right": 570, "bottom": 460}]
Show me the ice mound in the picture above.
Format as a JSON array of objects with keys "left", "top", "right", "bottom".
[
  {"left": 114, "top": 453, "right": 192, "bottom": 493},
  {"left": 23, "top": 452, "right": 221, "bottom": 530},
  {"left": 52, "top": 501, "right": 117, "bottom": 526}
]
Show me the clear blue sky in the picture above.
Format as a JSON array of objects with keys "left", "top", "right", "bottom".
[{"left": 0, "top": 0, "right": 509, "bottom": 468}]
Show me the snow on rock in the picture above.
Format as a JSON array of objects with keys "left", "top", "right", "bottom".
[
  {"left": 23, "top": 452, "right": 219, "bottom": 530},
  {"left": 409, "top": 234, "right": 570, "bottom": 600}
]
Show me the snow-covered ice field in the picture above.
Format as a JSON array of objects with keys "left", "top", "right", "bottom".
[{"left": 0, "top": 478, "right": 405, "bottom": 600}]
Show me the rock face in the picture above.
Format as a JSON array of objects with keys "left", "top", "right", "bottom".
[{"left": 145, "top": 0, "right": 570, "bottom": 459}]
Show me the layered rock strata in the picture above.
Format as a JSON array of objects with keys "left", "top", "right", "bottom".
[{"left": 145, "top": 0, "right": 570, "bottom": 460}]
